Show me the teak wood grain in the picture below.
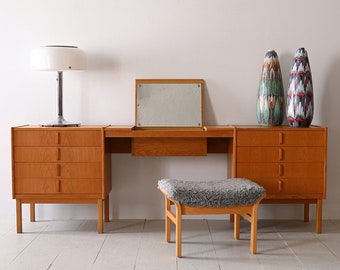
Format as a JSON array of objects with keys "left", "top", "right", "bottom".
[
  {"left": 12, "top": 126, "right": 111, "bottom": 233},
  {"left": 234, "top": 126, "right": 327, "bottom": 233},
  {"left": 11, "top": 125, "right": 327, "bottom": 234}
]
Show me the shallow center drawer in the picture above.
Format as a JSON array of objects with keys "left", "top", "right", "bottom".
[{"left": 132, "top": 137, "right": 207, "bottom": 156}]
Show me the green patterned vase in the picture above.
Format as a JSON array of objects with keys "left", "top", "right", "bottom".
[{"left": 256, "top": 50, "right": 284, "bottom": 126}]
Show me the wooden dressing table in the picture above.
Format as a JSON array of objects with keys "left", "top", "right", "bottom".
[{"left": 12, "top": 124, "right": 327, "bottom": 233}]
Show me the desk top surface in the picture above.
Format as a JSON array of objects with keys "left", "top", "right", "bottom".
[
  {"left": 104, "top": 125, "right": 234, "bottom": 138},
  {"left": 13, "top": 125, "right": 326, "bottom": 139}
]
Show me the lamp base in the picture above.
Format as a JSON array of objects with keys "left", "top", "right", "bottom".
[{"left": 42, "top": 116, "right": 80, "bottom": 127}]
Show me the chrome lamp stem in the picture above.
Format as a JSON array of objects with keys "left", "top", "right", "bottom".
[{"left": 42, "top": 71, "right": 80, "bottom": 127}]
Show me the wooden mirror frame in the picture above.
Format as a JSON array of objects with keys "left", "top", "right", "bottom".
[{"left": 135, "top": 79, "right": 204, "bottom": 129}]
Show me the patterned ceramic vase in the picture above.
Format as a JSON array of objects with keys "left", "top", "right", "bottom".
[
  {"left": 286, "top": 47, "right": 313, "bottom": 127},
  {"left": 256, "top": 50, "right": 284, "bottom": 126}
]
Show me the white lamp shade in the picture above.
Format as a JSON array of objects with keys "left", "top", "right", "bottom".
[{"left": 30, "top": 45, "right": 86, "bottom": 71}]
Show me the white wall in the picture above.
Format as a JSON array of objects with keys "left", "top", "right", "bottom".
[{"left": 1, "top": 0, "right": 340, "bottom": 221}]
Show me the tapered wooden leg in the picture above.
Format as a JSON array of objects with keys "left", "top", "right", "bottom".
[
  {"left": 316, "top": 199, "right": 322, "bottom": 233},
  {"left": 97, "top": 199, "right": 103, "bottom": 233},
  {"left": 174, "top": 201, "right": 182, "bottom": 258},
  {"left": 234, "top": 214, "right": 240, "bottom": 240},
  {"left": 165, "top": 198, "right": 171, "bottom": 243},
  {"left": 16, "top": 200, "right": 22, "bottom": 233},
  {"left": 104, "top": 195, "right": 109, "bottom": 222},
  {"left": 30, "top": 203, "right": 35, "bottom": 222},
  {"left": 250, "top": 204, "right": 259, "bottom": 254},
  {"left": 304, "top": 204, "right": 309, "bottom": 222}
]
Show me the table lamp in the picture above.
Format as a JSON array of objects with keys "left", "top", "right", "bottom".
[{"left": 30, "top": 45, "right": 86, "bottom": 127}]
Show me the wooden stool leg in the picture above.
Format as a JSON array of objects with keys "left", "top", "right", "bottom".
[
  {"left": 165, "top": 197, "right": 171, "bottom": 242},
  {"left": 250, "top": 204, "right": 259, "bottom": 254},
  {"left": 234, "top": 214, "right": 240, "bottom": 240},
  {"left": 174, "top": 201, "right": 182, "bottom": 258}
]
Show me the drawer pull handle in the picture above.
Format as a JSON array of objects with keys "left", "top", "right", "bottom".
[
  {"left": 57, "top": 132, "right": 61, "bottom": 145},
  {"left": 57, "top": 164, "right": 61, "bottom": 177},
  {"left": 279, "top": 132, "right": 284, "bottom": 145},
  {"left": 279, "top": 148, "right": 284, "bottom": 160},
  {"left": 57, "top": 148, "right": 61, "bottom": 161},
  {"left": 279, "top": 164, "right": 284, "bottom": 176},
  {"left": 278, "top": 180, "right": 283, "bottom": 192},
  {"left": 56, "top": 180, "right": 61, "bottom": 192}
]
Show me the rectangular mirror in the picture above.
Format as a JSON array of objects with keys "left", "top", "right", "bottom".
[{"left": 135, "top": 79, "right": 204, "bottom": 129}]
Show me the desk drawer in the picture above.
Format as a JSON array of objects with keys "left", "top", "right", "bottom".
[
  {"left": 13, "top": 130, "right": 102, "bottom": 146},
  {"left": 250, "top": 177, "right": 324, "bottom": 195},
  {"left": 14, "top": 147, "right": 102, "bottom": 162},
  {"left": 15, "top": 163, "right": 102, "bottom": 178},
  {"left": 237, "top": 147, "right": 325, "bottom": 163},
  {"left": 132, "top": 137, "right": 207, "bottom": 156},
  {"left": 14, "top": 178, "right": 102, "bottom": 194},
  {"left": 237, "top": 130, "right": 325, "bottom": 146},
  {"left": 237, "top": 163, "right": 324, "bottom": 178}
]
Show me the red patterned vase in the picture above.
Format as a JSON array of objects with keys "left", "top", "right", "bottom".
[{"left": 286, "top": 47, "right": 313, "bottom": 127}]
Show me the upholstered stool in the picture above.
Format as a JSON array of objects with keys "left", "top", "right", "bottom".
[{"left": 157, "top": 178, "right": 265, "bottom": 257}]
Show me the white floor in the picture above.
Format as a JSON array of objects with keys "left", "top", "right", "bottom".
[{"left": 1, "top": 219, "right": 340, "bottom": 270}]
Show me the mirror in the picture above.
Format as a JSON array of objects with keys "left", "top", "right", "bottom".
[{"left": 135, "top": 79, "right": 204, "bottom": 128}]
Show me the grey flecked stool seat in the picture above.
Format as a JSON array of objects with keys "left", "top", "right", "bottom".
[{"left": 157, "top": 178, "right": 265, "bottom": 257}]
